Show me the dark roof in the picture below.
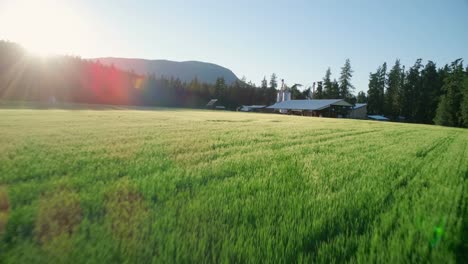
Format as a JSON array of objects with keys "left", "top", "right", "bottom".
[
  {"left": 242, "top": 105, "right": 266, "bottom": 109},
  {"left": 368, "top": 115, "right": 389, "bottom": 121},
  {"left": 353, "top": 103, "right": 367, "bottom": 109},
  {"left": 206, "top": 99, "right": 218, "bottom": 107},
  {"left": 267, "top": 99, "right": 352, "bottom": 111}
]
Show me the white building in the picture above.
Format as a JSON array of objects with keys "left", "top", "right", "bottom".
[{"left": 276, "top": 79, "right": 291, "bottom": 113}]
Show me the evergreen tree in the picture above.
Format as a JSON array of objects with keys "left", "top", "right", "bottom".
[
  {"left": 261, "top": 77, "right": 268, "bottom": 89},
  {"left": 377, "top": 62, "right": 387, "bottom": 114},
  {"left": 461, "top": 72, "right": 468, "bottom": 127},
  {"left": 434, "top": 95, "right": 451, "bottom": 126},
  {"left": 315, "top": 82, "right": 324, "bottom": 99},
  {"left": 418, "top": 61, "right": 441, "bottom": 123},
  {"left": 338, "top": 59, "right": 354, "bottom": 99},
  {"left": 356, "top": 91, "right": 367, "bottom": 103},
  {"left": 330, "top": 79, "right": 340, "bottom": 99},
  {"left": 268, "top": 73, "right": 278, "bottom": 103},
  {"left": 367, "top": 70, "right": 380, "bottom": 114},
  {"left": 323, "top": 68, "right": 333, "bottom": 98},
  {"left": 214, "top": 77, "right": 227, "bottom": 100},
  {"left": 434, "top": 59, "right": 465, "bottom": 126},
  {"left": 259, "top": 76, "right": 268, "bottom": 104},
  {"left": 367, "top": 64, "right": 386, "bottom": 114},
  {"left": 385, "top": 60, "right": 403, "bottom": 119},
  {"left": 269, "top": 73, "right": 278, "bottom": 90},
  {"left": 401, "top": 59, "right": 423, "bottom": 121}
]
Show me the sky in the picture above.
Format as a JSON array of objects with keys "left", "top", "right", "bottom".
[{"left": 1, "top": 0, "right": 467, "bottom": 92}]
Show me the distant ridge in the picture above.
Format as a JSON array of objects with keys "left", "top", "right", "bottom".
[{"left": 94, "top": 57, "right": 239, "bottom": 84}]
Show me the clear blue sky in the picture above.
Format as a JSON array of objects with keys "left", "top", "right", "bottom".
[{"left": 2, "top": 0, "right": 467, "bottom": 92}]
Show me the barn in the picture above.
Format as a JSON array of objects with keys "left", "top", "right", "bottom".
[{"left": 266, "top": 99, "right": 352, "bottom": 117}]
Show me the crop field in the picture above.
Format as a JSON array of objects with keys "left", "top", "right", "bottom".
[{"left": 0, "top": 108, "right": 466, "bottom": 263}]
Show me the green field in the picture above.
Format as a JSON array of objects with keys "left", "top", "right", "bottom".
[{"left": 0, "top": 108, "right": 466, "bottom": 263}]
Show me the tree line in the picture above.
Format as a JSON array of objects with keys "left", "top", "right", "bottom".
[
  {"left": 309, "top": 58, "right": 467, "bottom": 128},
  {"left": 364, "top": 59, "right": 468, "bottom": 127},
  {"left": 301, "top": 59, "right": 358, "bottom": 104},
  {"left": 1, "top": 40, "right": 467, "bottom": 128},
  {"left": 0, "top": 41, "right": 278, "bottom": 109}
]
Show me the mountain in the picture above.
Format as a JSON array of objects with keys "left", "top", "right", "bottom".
[{"left": 94, "top": 58, "right": 239, "bottom": 84}]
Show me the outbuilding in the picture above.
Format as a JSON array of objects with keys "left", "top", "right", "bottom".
[
  {"left": 349, "top": 103, "right": 367, "bottom": 119},
  {"left": 239, "top": 105, "right": 266, "bottom": 112},
  {"left": 368, "top": 115, "right": 390, "bottom": 121},
  {"left": 205, "top": 99, "right": 226, "bottom": 110}
]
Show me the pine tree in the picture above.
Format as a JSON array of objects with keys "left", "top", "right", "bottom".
[
  {"left": 367, "top": 64, "right": 386, "bottom": 115},
  {"left": 418, "top": 61, "right": 441, "bottom": 124},
  {"left": 356, "top": 91, "right": 367, "bottom": 103},
  {"left": 269, "top": 73, "right": 278, "bottom": 90},
  {"left": 434, "top": 59, "right": 464, "bottom": 127},
  {"left": 261, "top": 77, "right": 268, "bottom": 89},
  {"left": 323, "top": 68, "right": 333, "bottom": 98},
  {"left": 338, "top": 59, "right": 354, "bottom": 100},
  {"left": 401, "top": 59, "right": 423, "bottom": 121},
  {"left": 367, "top": 70, "right": 380, "bottom": 114},
  {"left": 268, "top": 73, "right": 278, "bottom": 104},
  {"left": 377, "top": 62, "right": 387, "bottom": 114},
  {"left": 215, "top": 77, "right": 226, "bottom": 100},
  {"left": 330, "top": 79, "right": 340, "bottom": 99},
  {"left": 315, "top": 82, "right": 324, "bottom": 99},
  {"left": 434, "top": 95, "right": 451, "bottom": 126},
  {"left": 461, "top": 72, "right": 468, "bottom": 127},
  {"left": 385, "top": 60, "right": 402, "bottom": 119}
]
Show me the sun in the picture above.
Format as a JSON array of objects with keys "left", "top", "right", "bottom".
[{"left": 0, "top": 0, "right": 94, "bottom": 57}]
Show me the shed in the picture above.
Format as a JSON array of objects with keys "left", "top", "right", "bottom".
[
  {"left": 239, "top": 105, "right": 266, "bottom": 112},
  {"left": 349, "top": 103, "right": 367, "bottom": 119},
  {"left": 205, "top": 99, "right": 226, "bottom": 110}
]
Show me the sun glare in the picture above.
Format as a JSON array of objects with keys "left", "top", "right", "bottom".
[{"left": 0, "top": 0, "right": 94, "bottom": 57}]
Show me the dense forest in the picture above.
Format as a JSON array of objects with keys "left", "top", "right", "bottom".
[
  {"left": 364, "top": 59, "right": 468, "bottom": 127},
  {"left": 307, "top": 58, "right": 468, "bottom": 128},
  {"left": 1, "top": 40, "right": 467, "bottom": 128}
]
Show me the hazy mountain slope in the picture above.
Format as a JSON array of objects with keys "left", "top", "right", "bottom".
[{"left": 95, "top": 58, "right": 239, "bottom": 84}]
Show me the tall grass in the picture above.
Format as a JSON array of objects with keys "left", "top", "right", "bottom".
[{"left": 0, "top": 109, "right": 466, "bottom": 263}]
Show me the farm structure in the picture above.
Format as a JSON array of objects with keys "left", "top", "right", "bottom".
[
  {"left": 238, "top": 105, "right": 266, "bottom": 112},
  {"left": 368, "top": 115, "right": 390, "bottom": 121},
  {"left": 267, "top": 99, "right": 353, "bottom": 117},
  {"left": 349, "top": 103, "right": 367, "bottom": 119},
  {"left": 205, "top": 99, "right": 226, "bottom": 110}
]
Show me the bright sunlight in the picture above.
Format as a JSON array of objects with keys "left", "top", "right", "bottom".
[{"left": 0, "top": 0, "right": 95, "bottom": 56}]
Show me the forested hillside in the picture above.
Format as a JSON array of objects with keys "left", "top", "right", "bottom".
[
  {"left": 0, "top": 41, "right": 276, "bottom": 109},
  {"left": 96, "top": 57, "right": 239, "bottom": 85}
]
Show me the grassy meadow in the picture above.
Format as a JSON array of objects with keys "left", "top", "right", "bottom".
[{"left": 0, "top": 108, "right": 466, "bottom": 263}]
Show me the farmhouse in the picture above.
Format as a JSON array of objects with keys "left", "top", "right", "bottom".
[{"left": 349, "top": 103, "right": 367, "bottom": 119}]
